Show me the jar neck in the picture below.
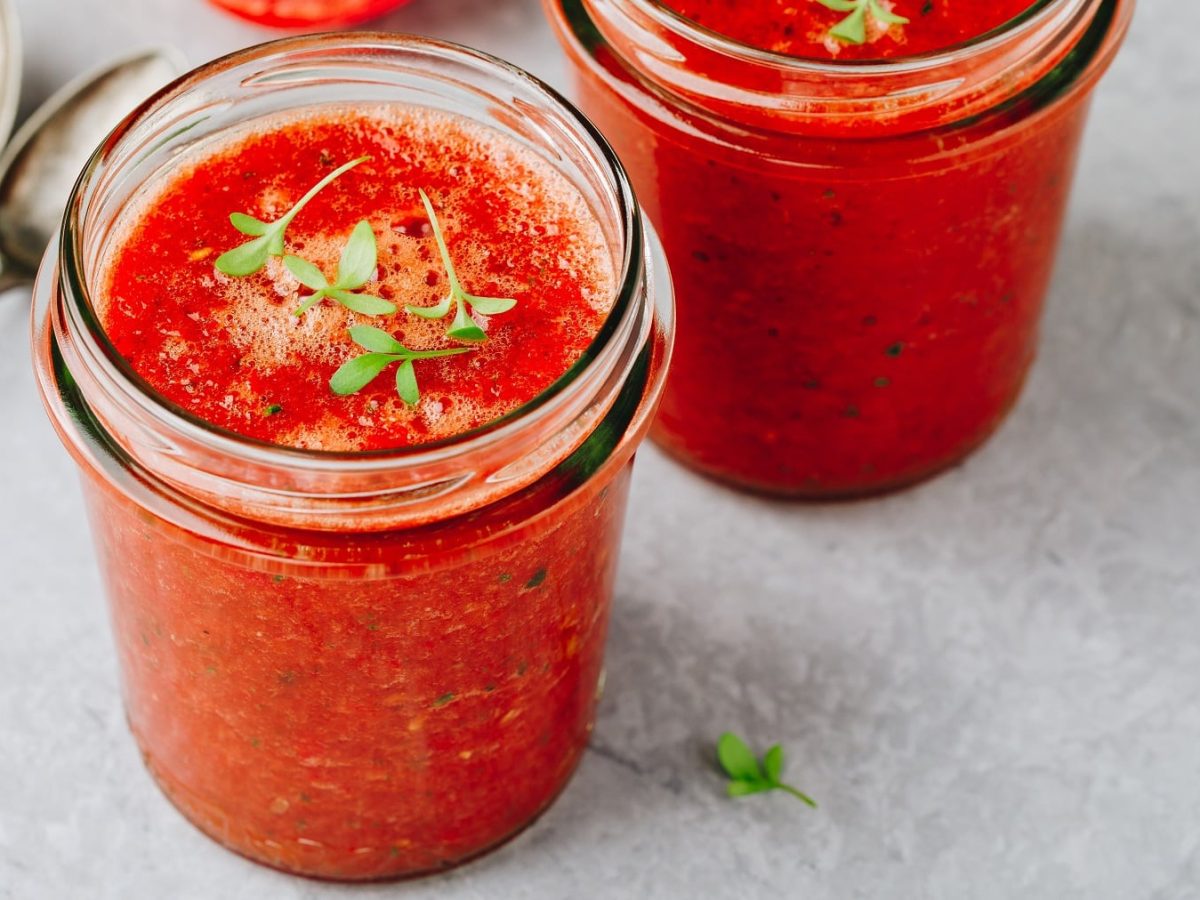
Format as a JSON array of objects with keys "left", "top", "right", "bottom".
[
  {"left": 43, "top": 34, "right": 664, "bottom": 532},
  {"left": 577, "top": 0, "right": 1127, "bottom": 135}
]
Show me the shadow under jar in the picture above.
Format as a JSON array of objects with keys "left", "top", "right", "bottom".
[
  {"left": 31, "top": 34, "right": 672, "bottom": 880},
  {"left": 545, "top": 0, "right": 1132, "bottom": 497}
]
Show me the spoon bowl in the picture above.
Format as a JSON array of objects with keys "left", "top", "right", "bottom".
[{"left": 0, "top": 47, "right": 184, "bottom": 293}]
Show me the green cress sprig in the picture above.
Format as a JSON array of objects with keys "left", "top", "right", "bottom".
[
  {"left": 215, "top": 156, "right": 369, "bottom": 277},
  {"left": 405, "top": 188, "right": 517, "bottom": 342},
  {"left": 330, "top": 325, "right": 474, "bottom": 406},
  {"left": 285, "top": 220, "right": 396, "bottom": 317},
  {"left": 716, "top": 733, "right": 817, "bottom": 807},
  {"left": 816, "top": 0, "right": 909, "bottom": 44}
]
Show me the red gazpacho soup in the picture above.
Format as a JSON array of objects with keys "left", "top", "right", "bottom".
[
  {"left": 660, "top": 0, "right": 1037, "bottom": 59},
  {"left": 547, "top": 0, "right": 1131, "bottom": 495},
  {"left": 38, "top": 71, "right": 667, "bottom": 882},
  {"left": 209, "top": 0, "right": 411, "bottom": 28},
  {"left": 102, "top": 108, "right": 613, "bottom": 451}
]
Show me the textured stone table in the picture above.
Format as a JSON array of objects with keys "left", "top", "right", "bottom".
[{"left": 1, "top": 1, "right": 1196, "bottom": 897}]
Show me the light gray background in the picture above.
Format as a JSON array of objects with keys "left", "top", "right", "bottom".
[{"left": 1, "top": 1, "right": 1196, "bottom": 898}]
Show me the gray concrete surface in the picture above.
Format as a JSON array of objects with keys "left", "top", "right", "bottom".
[{"left": 1, "top": 0, "right": 1197, "bottom": 897}]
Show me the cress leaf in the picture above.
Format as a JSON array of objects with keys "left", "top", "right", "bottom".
[
  {"left": 448, "top": 302, "right": 487, "bottom": 343},
  {"left": 215, "top": 235, "right": 273, "bottom": 277},
  {"left": 830, "top": 4, "right": 868, "bottom": 43},
  {"left": 336, "top": 220, "right": 378, "bottom": 290},
  {"left": 419, "top": 188, "right": 462, "bottom": 294},
  {"left": 347, "top": 325, "right": 407, "bottom": 355},
  {"left": 284, "top": 255, "right": 329, "bottom": 291},
  {"left": 328, "top": 289, "right": 397, "bottom": 316},
  {"left": 465, "top": 293, "right": 518, "bottom": 316},
  {"left": 396, "top": 359, "right": 420, "bottom": 406},
  {"left": 329, "top": 352, "right": 395, "bottom": 396},
  {"left": 727, "top": 780, "right": 772, "bottom": 798},
  {"left": 294, "top": 291, "right": 328, "bottom": 317},
  {"left": 405, "top": 295, "right": 454, "bottom": 320},
  {"left": 230, "top": 212, "right": 269, "bottom": 236},
  {"left": 448, "top": 322, "right": 488, "bottom": 343},
  {"left": 763, "top": 744, "right": 784, "bottom": 785},
  {"left": 717, "top": 732, "right": 764, "bottom": 782}
]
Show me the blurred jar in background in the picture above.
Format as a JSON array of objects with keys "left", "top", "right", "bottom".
[
  {"left": 209, "top": 0, "right": 411, "bottom": 28},
  {"left": 544, "top": 0, "right": 1133, "bottom": 498}
]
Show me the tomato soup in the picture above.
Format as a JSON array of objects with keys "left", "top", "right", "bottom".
[
  {"left": 660, "top": 0, "right": 1039, "bottom": 58},
  {"left": 100, "top": 107, "right": 614, "bottom": 451},
  {"left": 209, "top": 0, "right": 410, "bottom": 28}
]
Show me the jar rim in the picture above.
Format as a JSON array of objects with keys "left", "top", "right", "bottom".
[
  {"left": 636, "top": 0, "right": 1072, "bottom": 72},
  {"left": 568, "top": 0, "right": 1127, "bottom": 136},
  {"left": 58, "top": 32, "right": 647, "bottom": 472}
]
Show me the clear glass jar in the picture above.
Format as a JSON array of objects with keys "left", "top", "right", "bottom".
[
  {"left": 32, "top": 33, "right": 672, "bottom": 880},
  {"left": 546, "top": 0, "right": 1132, "bottom": 497}
]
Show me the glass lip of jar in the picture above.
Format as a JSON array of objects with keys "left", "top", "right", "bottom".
[
  {"left": 55, "top": 32, "right": 649, "bottom": 478},
  {"left": 570, "top": 0, "right": 1131, "bottom": 136},
  {"left": 635, "top": 0, "right": 1072, "bottom": 73}
]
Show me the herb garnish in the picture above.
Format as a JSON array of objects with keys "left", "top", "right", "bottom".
[
  {"left": 286, "top": 220, "right": 395, "bottom": 317},
  {"left": 716, "top": 732, "right": 817, "bottom": 807},
  {"left": 216, "top": 165, "right": 508, "bottom": 404},
  {"left": 215, "top": 156, "right": 368, "bottom": 277},
  {"left": 816, "top": 0, "right": 909, "bottom": 44},
  {"left": 329, "top": 325, "right": 474, "bottom": 406},
  {"left": 404, "top": 189, "right": 517, "bottom": 342}
]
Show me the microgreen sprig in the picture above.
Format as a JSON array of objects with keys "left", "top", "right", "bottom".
[
  {"left": 816, "top": 0, "right": 909, "bottom": 44},
  {"left": 285, "top": 220, "right": 395, "bottom": 317},
  {"left": 215, "top": 155, "right": 369, "bottom": 277},
  {"left": 329, "top": 325, "right": 474, "bottom": 406},
  {"left": 405, "top": 188, "right": 517, "bottom": 343},
  {"left": 716, "top": 732, "right": 817, "bottom": 807}
]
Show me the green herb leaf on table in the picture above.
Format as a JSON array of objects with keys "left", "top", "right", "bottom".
[
  {"left": 716, "top": 732, "right": 817, "bottom": 808},
  {"left": 763, "top": 743, "right": 784, "bottom": 784},
  {"left": 816, "top": 0, "right": 909, "bottom": 44},
  {"left": 404, "top": 188, "right": 518, "bottom": 342},
  {"left": 727, "top": 779, "right": 772, "bottom": 797},
  {"left": 215, "top": 155, "right": 369, "bottom": 277},
  {"left": 329, "top": 324, "right": 475, "bottom": 405},
  {"left": 285, "top": 220, "right": 395, "bottom": 317},
  {"left": 717, "top": 731, "right": 764, "bottom": 782}
]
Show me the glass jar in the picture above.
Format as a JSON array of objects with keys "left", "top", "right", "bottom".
[
  {"left": 545, "top": 0, "right": 1132, "bottom": 497},
  {"left": 209, "top": 0, "right": 411, "bottom": 28},
  {"left": 31, "top": 34, "right": 672, "bottom": 881}
]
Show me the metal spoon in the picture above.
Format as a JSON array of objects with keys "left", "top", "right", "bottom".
[
  {"left": 0, "top": 0, "right": 22, "bottom": 151},
  {"left": 0, "top": 47, "right": 185, "bottom": 293}
]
